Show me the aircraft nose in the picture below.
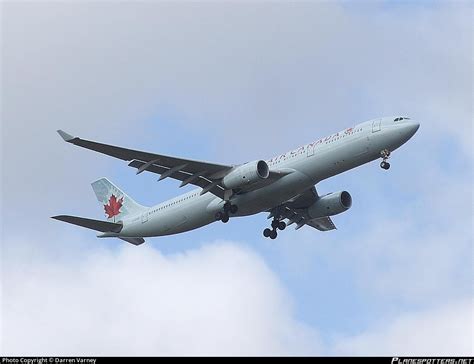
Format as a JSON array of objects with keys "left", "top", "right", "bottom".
[
  {"left": 409, "top": 120, "right": 420, "bottom": 135},
  {"left": 400, "top": 120, "right": 420, "bottom": 139}
]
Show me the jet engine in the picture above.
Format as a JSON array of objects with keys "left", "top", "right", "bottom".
[
  {"left": 222, "top": 160, "right": 270, "bottom": 189},
  {"left": 307, "top": 191, "right": 352, "bottom": 219}
]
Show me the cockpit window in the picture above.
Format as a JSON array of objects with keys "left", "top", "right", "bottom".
[{"left": 394, "top": 117, "right": 411, "bottom": 121}]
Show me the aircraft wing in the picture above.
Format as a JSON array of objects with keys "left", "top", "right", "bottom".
[
  {"left": 57, "top": 130, "right": 232, "bottom": 199},
  {"left": 304, "top": 217, "right": 337, "bottom": 231},
  {"left": 269, "top": 186, "right": 337, "bottom": 231}
]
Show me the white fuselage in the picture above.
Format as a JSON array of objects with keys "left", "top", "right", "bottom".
[{"left": 116, "top": 117, "right": 419, "bottom": 238}]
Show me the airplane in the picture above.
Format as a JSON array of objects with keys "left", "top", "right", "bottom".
[{"left": 52, "top": 116, "right": 419, "bottom": 245}]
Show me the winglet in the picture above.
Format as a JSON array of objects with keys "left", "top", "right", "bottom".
[{"left": 57, "top": 129, "right": 75, "bottom": 142}]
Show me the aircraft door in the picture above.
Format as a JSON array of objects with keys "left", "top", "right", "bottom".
[
  {"left": 372, "top": 119, "right": 381, "bottom": 133},
  {"left": 307, "top": 143, "right": 315, "bottom": 157}
]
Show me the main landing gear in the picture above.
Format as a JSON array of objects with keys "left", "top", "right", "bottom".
[
  {"left": 263, "top": 218, "right": 286, "bottom": 240},
  {"left": 215, "top": 202, "right": 238, "bottom": 223},
  {"left": 380, "top": 149, "right": 391, "bottom": 170}
]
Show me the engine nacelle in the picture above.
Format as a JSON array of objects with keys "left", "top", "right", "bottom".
[
  {"left": 307, "top": 191, "right": 352, "bottom": 219},
  {"left": 222, "top": 160, "right": 270, "bottom": 189}
]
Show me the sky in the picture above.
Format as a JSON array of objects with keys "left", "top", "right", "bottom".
[{"left": 1, "top": 0, "right": 473, "bottom": 356}]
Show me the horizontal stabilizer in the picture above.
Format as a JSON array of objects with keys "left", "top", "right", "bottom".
[
  {"left": 51, "top": 215, "right": 123, "bottom": 233},
  {"left": 119, "top": 237, "right": 145, "bottom": 246}
]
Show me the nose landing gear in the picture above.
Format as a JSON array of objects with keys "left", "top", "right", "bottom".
[
  {"left": 380, "top": 149, "right": 391, "bottom": 170},
  {"left": 263, "top": 219, "right": 287, "bottom": 239},
  {"left": 215, "top": 202, "right": 238, "bottom": 223}
]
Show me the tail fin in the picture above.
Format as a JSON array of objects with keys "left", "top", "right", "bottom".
[{"left": 91, "top": 177, "right": 146, "bottom": 222}]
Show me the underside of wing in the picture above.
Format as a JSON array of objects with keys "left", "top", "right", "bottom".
[
  {"left": 57, "top": 130, "right": 232, "bottom": 198},
  {"left": 57, "top": 130, "right": 293, "bottom": 200},
  {"left": 268, "top": 186, "right": 337, "bottom": 231},
  {"left": 128, "top": 160, "right": 227, "bottom": 198},
  {"left": 305, "top": 216, "right": 337, "bottom": 231}
]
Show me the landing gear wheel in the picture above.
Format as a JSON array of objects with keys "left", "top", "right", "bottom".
[
  {"left": 215, "top": 212, "right": 224, "bottom": 221},
  {"left": 223, "top": 202, "right": 231, "bottom": 213},
  {"left": 278, "top": 221, "right": 286, "bottom": 231},
  {"left": 224, "top": 202, "right": 238, "bottom": 215},
  {"left": 269, "top": 230, "right": 277, "bottom": 240},
  {"left": 380, "top": 161, "right": 390, "bottom": 170},
  {"left": 263, "top": 228, "right": 272, "bottom": 238},
  {"left": 215, "top": 211, "right": 229, "bottom": 223}
]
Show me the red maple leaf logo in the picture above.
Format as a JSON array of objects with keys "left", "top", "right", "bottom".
[{"left": 104, "top": 194, "right": 124, "bottom": 219}]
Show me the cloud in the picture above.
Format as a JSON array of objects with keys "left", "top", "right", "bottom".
[
  {"left": 333, "top": 298, "right": 474, "bottom": 356},
  {"left": 1, "top": 240, "right": 322, "bottom": 356},
  {"left": 2, "top": 237, "right": 472, "bottom": 356},
  {"left": 343, "top": 217, "right": 473, "bottom": 307}
]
